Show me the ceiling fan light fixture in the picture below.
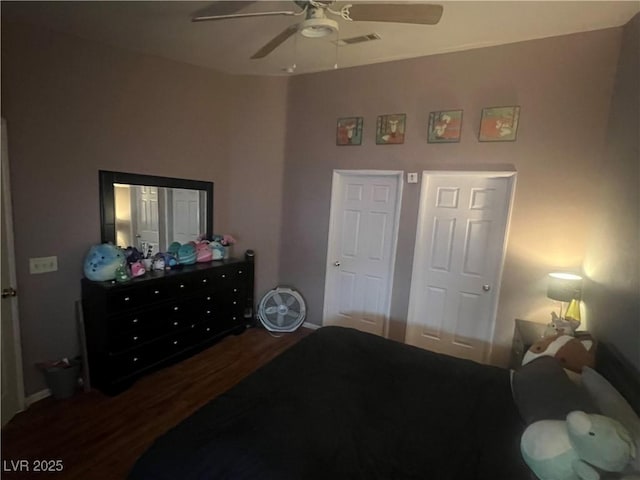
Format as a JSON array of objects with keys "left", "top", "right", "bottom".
[{"left": 298, "top": 18, "right": 338, "bottom": 38}]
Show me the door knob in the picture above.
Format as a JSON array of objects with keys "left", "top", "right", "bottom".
[
  {"left": 334, "top": 261, "right": 341, "bottom": 267},
  {"left": 482, "top": 284, "right": 491, "bottom": 292},
  {"left": 2, "top": 287, "right": 17, "bottom": 298}
]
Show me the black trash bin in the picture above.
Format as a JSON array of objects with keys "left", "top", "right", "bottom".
[{"left": 39, "top": 359, "right": 81, "bottom": 400}]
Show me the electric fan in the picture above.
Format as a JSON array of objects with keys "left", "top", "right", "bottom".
[{"left": 258, "top": 286, "right": 306, "bottom": 332}]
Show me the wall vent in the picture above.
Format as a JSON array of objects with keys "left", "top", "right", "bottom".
[{"left": 336, "top": 33, "right": 381, "bottom": 46}]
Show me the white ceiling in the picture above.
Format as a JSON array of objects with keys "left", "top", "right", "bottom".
[{"left": 2, "top": 1, "right": 639, "bottom": 76}]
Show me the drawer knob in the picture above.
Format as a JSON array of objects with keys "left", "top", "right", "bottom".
[
  {"left": 132, "top": 318, "right": 139, "bottom": 324},
  {"left": 206, "top": 296, "right": 211, "bottom": 301},
  {"left": 133, "top": 336, "right": 138, "bottom": 341},
  {"left": 238, "top": 270, "right": 243, "bottom": 274},
  {"left": 233, "top": 316, "right": 237, "bottom": 320},
  {"left": 180, "top": 284, "right": 185, "bottom": 289},
  {"left": 133, "top": 357, "right": 139, "bottom": 362},
  {"left": 173, "top": 321, "right": 178, "bottom": 326},
  {"left": 173, "top": 340, "right": 178, "bottom": 345},
  {"left": 233, "top": 288, "right": 238, "bottom": 293},
  {"left": 154, "top": 290, "right": 160, "bottom": 295},
  {"left": 206, "top": 327, "right": 211, "bottom": 332},
  {"left": 202, "top": 279, "right": 207, "bottom": 283},
  {"left": 173, "top": 306, "right": 179, "bottom": 311},
  {"left": 124, "top": 296, "right": 131, "bottom": 302},
  {"left": 233, "top": 301, "right": 237, "bottom": 305},
  {"left": 221, "top": 274, "right": 226, "bottom": 278},
  {"left": 206, "top": 310, "right": 211, "bottom": 314},
  {"left": 191, "top": 324, "right": 195, "bottom": 328}
]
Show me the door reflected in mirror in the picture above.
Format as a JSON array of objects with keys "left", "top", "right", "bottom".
[{"left": 114, "top": 183, "right": 207, "bottom": 253}]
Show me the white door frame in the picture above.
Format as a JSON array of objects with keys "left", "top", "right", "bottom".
[
  {"left": 323, "top": 169, "right": 404, "bottom": 338},
  {"left": 1, "top": 118, "right": 26, "bottom": 415},
  {"left": 407, "top": 170, "right": 516, "bottom": 362}
]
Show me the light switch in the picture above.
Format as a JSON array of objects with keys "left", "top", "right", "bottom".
[
  {"left": 408, "top": 173, "right": 418, "bottom": 184},
  {"left": 29, "top": 256, "right": 58, "bottom": 274}
]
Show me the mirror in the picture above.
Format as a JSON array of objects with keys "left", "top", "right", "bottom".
[{"left": 99, "top": 170, "right": 213, "bottom": 254}]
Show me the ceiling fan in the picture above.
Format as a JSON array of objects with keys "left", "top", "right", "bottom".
[{"left": 192, "top": 1, "right": 443, "bottom": 60}]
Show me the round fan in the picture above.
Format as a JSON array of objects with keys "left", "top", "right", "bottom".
[{"left": 258, "top": 286, "right": 306, "bottom": 332}]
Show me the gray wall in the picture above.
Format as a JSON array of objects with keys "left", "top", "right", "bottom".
[
  {"left": 583, "top": 14, "right": 640, "bottom": 371},
  {"left": 279, "top": 28, "right": 622, "bottom": 366},
  {"left": 1, "top": 22, "right": 287, "bottom": 395}
]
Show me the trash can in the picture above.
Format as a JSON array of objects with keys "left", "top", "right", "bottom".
[{"left": 38, "top": 359, "right": 81, "bottom": 400}]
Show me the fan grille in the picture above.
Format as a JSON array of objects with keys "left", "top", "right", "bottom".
[{"left": 258, "top": 287, "right": 306, "bottom": 332}]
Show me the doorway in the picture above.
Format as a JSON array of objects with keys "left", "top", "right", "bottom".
[
  {"left": 322, "top": 170, "right": 403, "bottom": 337},
  {"left": 405, "top": 171, "right": 516, "bottom": 362}
]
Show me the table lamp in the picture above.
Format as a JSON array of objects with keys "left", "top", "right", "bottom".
[{"left": 547, "top": 272, "right": 582, "bottom": 321}]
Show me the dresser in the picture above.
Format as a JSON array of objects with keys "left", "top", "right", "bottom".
[{"left": 81, "top": 257, "right": 254, "bottom": 395}]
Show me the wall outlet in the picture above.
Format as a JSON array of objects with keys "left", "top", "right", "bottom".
[
  {"left": 408, "top": 173, "right": 418, "bottom": 184},
  {"left": 29, "top": 256, "right": 58, "bottom": 274}
]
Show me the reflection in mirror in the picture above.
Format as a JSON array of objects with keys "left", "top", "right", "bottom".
[
  {"left": 99, "top": 170, "right": 213, "bottom": 252},
  {"left": 114, "top": 184, "right": 207, "bottom": 252}
]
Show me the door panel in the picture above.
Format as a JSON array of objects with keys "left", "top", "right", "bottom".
[
  {"left": 323, "top": 171, "right": 403, "bottom": 336},
  {"left": 1, "top": 118, "right": 24, "bottom": 426},
  {"left": 406, "top": 173, "right": 514, "bottom": 362}
]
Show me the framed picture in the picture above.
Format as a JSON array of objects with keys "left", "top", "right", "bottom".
[
  {"left": 376, "top": 113, "right": 406, "bottom": 144},
  {"left": 336, "top": 117, "right": 363, "bottom": 146},
  {"left": 427, "top": 109, "right": 463, "bottom": 143},
  {"left": 479, "top": 106, "right": 520, "bottom": 142}
]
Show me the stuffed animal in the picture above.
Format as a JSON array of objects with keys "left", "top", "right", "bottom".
[
  {"left": 83, "top": 243, "right": 127, "bottom": 281},
  {"left": 177, "top": 243, "right": 197, "bottom": 265},
  {"left": 210, "top": 240, "right": 225, "bottom": 260},
  {"left": 130, "top": 260, "right": 146, "bottom": 278},
  {"left": 521, "top": 411, "right": 635, "bottom": 480},
  {"left": 522, "top": 334, "right": 595, "bottom": 373},
  {"left": 544, "top": 312, "right": 581, "bottom": 337},
  {"left": 195, "top": 241, "right": 212, "bottom": 263}
]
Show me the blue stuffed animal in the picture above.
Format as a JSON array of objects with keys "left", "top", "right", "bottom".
[
  {"left": 521, "top": 411, "right": 636, "bottom": 480},
  {"left": 83, "top": 243, "right": 127, "bottom": 281}
]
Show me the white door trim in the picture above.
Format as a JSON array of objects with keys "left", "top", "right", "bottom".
[
  {"left": 1, "top": 118, "right": 26, "bottom": 413},
  {"left": 322, "top": 169, "right": 404, "bottom": 338},
  {"left": 408, "top": 170, "right": 516, "bottom": 362}
]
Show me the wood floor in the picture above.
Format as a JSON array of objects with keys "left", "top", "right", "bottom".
[{"left": 1, "top": 326, "right": 312, "bottom": 480}]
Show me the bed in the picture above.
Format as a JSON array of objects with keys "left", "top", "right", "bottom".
[{"left": 129, "top": 326, "right": 530, "bottom": 479}]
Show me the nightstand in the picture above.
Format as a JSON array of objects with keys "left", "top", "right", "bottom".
[{"left": 510, "top": 319, "right": 548, "bottom": 369}]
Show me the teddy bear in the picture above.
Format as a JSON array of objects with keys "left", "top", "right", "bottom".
[
  {"left": 521, "top": 410, "right": 636, "bottom": 480},
  {"left": 544, "top": 311, "right": 581, "bottom": 337}
]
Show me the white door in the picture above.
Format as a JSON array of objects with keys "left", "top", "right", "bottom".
[
  {"left": 172, "top": 188, "right": 201, "bottom": 244},
  {"left": 323, "top": 170, "right": 403, "bottom": 337},
  {"left": 405, "top": 172, "right": 515, "bottom": 362},
  {"left": 1, "top": 118, "right": 25, "bottom": 426},
  {"left": 132, "top": 185, "right": 160, "bottom": 251}
]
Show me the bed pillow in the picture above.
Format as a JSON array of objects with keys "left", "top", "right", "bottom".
[
  {"left": 512, "top": 356, "right": 598, "bottom": 425},
  {"left": 582, "top": 366, "right": 640, "bottom": 471}
]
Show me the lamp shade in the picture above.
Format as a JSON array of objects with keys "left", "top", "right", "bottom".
[{"left": 547, "top": 272, "right": 582, "bottom": 302}]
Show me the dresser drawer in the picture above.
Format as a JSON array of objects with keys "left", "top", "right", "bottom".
[{"left": 109, "top": 299, "right": 189, "bottom": 334}]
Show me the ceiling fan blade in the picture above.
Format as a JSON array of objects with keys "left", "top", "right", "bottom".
[
  {"left": 251, "top": 25, "right": 298, "bottom": 59},
  {"left": 193, "top": 10, "right": 299, "bottom": 22},
  {"left": 345, "top": 3, "right": 443, "bottom": 25},
  {"left": 191, "top": 1, "right": 256, "bottom": 19}
]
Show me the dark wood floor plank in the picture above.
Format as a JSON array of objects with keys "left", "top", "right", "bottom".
[{"left": 1, "top": 327, "right": 312, "bottom": 480}]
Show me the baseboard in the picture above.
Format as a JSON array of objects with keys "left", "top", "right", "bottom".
[
  {"left": 25, "top": 388, "right": 51, "bottom": 407},
  {"left": 302, "top": 322, "right": 321, "bottom": 330}
]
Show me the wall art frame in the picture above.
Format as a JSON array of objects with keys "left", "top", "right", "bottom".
[
  {"left": 478, "top": 106, "right": 521, "bottom": 142},
  {"left": 376, "top": 113, "right": 406, "bottom": 145},
  {"left": 336, "top": 117, "right": 364, "bottom": 146},
  {"left": 427, "top": 109, "right": 463, "bottom": 143}
]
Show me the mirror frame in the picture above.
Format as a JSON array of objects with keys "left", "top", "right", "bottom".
[{"left": 99, "top": 170, "right": 214, "bottom": 245}]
